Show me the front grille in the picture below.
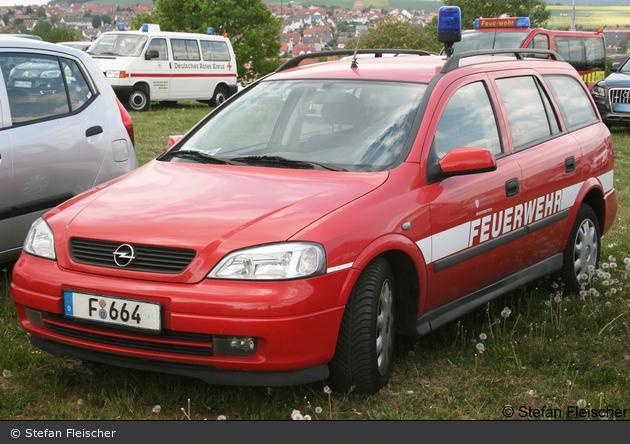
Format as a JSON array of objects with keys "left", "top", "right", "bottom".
[
  {"left": 43, "top": 314, "right": 213, "bottom": 356},
  {"left": 70, "top": 238, "right": 196, "bottom": 274},
  {"left": 610, "top": 88, "right": 630, "bottom": 108}
]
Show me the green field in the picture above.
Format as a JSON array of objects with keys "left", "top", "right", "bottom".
[{"left": 547, "top": 5, "right": 630, "bottom": 29}]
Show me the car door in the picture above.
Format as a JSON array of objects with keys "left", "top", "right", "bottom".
[
  {"left": 0, "top": 118, "right": 12, "bottom": 257},
  {"left": 491, "top": 73, "right": 583, "bottom": 269},
  {"left": 422, "top": 77, "right": 525, "bottom": 311},
  {"left": 6, "top": 52, "right": 112, "bottom": 250},
  {"left": 169, "top": 38, "right": 203, "bottom": 100},
  {"left": 142, "top": 37, "right": 170, "bottom": 101}
]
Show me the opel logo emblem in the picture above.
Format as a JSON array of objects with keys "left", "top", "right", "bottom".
[{"left": 113, "top": 244, "right": 136, "bottom": 267}]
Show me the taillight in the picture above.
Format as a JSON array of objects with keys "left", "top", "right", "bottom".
[{"left": 116, "top": 98, "right": 135, "bottom": 147}]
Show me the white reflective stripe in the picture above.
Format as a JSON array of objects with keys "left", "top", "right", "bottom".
[
  {"left": 413, "top": 178, "right": 615, "bottom": 265},
  {"left": 598, "top": 170, "right": 614, "bottom": 194},
  {"left": 561, "top": 182, "right": 582, "bottom": 211},
  {"left": 327, "top": 263, "right": 353, "bottom": 273}
]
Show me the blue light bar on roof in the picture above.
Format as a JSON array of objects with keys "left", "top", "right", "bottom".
[
  {"left": 118, "top": 23, "right": 125, "bottom": 31},
  {"left": 207, "top": 27, "right": 214, "bottom": 35},
  {"left": 142, "top": 23, "right": 149, "bottom": 32},
  {"left": 437, "top": 6, "right": 462, "bottom": 44}
]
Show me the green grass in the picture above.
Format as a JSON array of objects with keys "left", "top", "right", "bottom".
[{"left": 1, "top": 105, "right": 629, "bottom": 420}]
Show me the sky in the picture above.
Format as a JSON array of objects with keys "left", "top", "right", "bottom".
[{"left": 1, "top": 1, "right": 48, "bottom": 6}]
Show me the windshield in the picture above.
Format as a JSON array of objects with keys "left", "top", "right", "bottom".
[
  {"left": 165, "top": 80, "right": 426, "bottom": 172},
  {"left": 89, "top": 34, "right": 148, "bottom": 57},
  {"left": 452, "top": 31, "right": 531, "bottom": 55}
]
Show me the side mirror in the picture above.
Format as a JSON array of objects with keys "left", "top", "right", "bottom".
[
  {"left": 438, "top": 147, "right": 497, "bottom": 177},
  {"left": 145, "top": 50, "right": 159, "bottom": 60}
]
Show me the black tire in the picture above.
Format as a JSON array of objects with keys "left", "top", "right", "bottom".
[
  {"left": 209, "top": 85, "right": 228, "bottom": 108},
  {"left": 560, "top": 204, "right": 601, "bottom": 293},
  {"left": 127, "top": 84, "right": 150, "bottom": 112},
  {"left": 328, "top": 257, "right": 395, "bottom": 394}
]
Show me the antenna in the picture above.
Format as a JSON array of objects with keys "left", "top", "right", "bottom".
[{"left": 350, "top": 32, "right": 361, "bottom": 68}]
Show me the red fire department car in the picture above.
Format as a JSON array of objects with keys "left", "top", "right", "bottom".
[{"left": 11, "top": 9, "right": 616, "bottom": 394}]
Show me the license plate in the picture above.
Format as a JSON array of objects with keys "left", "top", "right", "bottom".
[
  {"left": 63, "top": 291, "right": 161, "bottom": 332},
  {"left": 13, "top": 80, "right": 31, "bottom": 88}
]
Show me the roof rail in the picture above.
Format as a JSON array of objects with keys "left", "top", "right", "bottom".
[
  {"left": 441, "top": 49, "right": 564, "bottom": 74},
  {"left": 276, "top": 49, "right": 434, "bottom": 73}
]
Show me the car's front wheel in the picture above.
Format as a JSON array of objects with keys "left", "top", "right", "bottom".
[
  {"left": 560, "top": 203, "right": 601, "bottom": 293},
  {"left": 328, "top": 257, "right": 395, "bottom": 394},
  {"left": 128, "top": 85, "right": 150, "bottom": 112}
]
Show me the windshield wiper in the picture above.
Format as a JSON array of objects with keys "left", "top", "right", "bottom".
[
  {"left": 165, "top": 149, "right": 232, "bottom": 165},
  {"left": 230, "top": 156, "right": 344, "bottom": 171}
]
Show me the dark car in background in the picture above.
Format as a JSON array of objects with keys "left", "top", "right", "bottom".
[{"left": 592, "top": 56, "right": 630, "bottom": 128}]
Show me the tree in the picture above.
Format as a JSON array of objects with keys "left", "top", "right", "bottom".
[
  {"left": 347, "top": 16, "right": 442, "bottom": 53},
  {"left": 442, "top": 0, "right": 551, "bottom": 29},
  {"left": 149, "top": 0, "right": 283, "bottom": 83},
  {"left": 101, "top": 14, "right": 112, "bottom": 25},
  {"left": 620, "top": 40, "right": 628, "bottom": 54},
  {"left": 37, "top": 6, "right": 46, "bottom": 18},
  {"left": 92, "top": 15, "right": 102, "bottom": 29}
]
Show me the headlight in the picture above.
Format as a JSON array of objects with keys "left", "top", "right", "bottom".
[
  {"left": 23, "top": 217, "right": 56, "bottom": 260},
  {"left": 40, "top": 70, "right": 61, "bottom": 78},
  {"left": 208, "top": 242, "right": 326, "bottom": 280},
  {"left": 592, "top": 85, "right": 605, "bottom": 97},
  {"left": 106, "top": 70, "right": 127, "bottom": 79}
]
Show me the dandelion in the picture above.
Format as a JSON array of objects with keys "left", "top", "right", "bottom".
[
  {"left": 566, "top": 379, "right": 572, "bottom": 386},
  {"left": 2, "top": 369, "right": 11, "bottom": 378},
  {"left": 77, "top": 399, "right": 84, "bottom": 407},
  {"left": 217, "top": 415, "right": 227, "bottom": 420},
  {"left": 551, "top": 281, "right": 559, "bottom": 289},
  {"left": 479, "top": 333, "right": 487, "bottom": 340},
  {"left": 407, "top": 390, "right": 414, "bottom": 394},
  {"left": 476, "top": 343, "right": 486, "bottom": 353},
  {"left": 603, "top": 280, "right": 611, "bottom": 286},
  {"left": 577, "top": 399, "right": 587, "bottom": 409},
  {"left": 152, "top": 405, "right": 161, "bottom": 413},
  {"left": 554, "top": 294, "right": 562, "bottom": 304},
  {"left": 609, "top": 255, "right": 616, "bottom": 262},
  {"left": 324, "top": 386, "right": 332, "bottom": 394},
  {"left": 624, "top": 257, "right": 630, "bottom": 265},
  {"left": 578, "top": 273, "right": 589, "bottom": 283},
  {"left": 602, "top": 262, "right": 610, "bottom": 269},
  {"left": 291, "top": 410, "right": 304, "bottom": 420},
  {"left": 408, "top": 350, "right": 416, "bottom": 357},
  {"left": 303, "top": 415, "right": 312, "bottom": 420},
  {"left": 501, "top": 307, "right": 511, "bottom": 319},
  {"left": 610, "top": 262, "right": 617, "bottom": 269},
  {"left": 528, "top": 390, "right": 537, "bottom": 397},
  {"left": 315, "top": 406, "right": 323, "bottom": 414}
]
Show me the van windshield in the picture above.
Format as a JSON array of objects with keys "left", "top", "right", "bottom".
[
  {"left": 452, "top": 31, "right": 531, "bottom": 54},
  {"left": 89, "top": 34, "right": 148, "bottom": 57}
]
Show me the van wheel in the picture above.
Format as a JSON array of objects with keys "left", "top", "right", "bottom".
[
  {"left": 328, "top": 257, "right": 395, "bottom": 394},
  {"left": 210, "top": 86, "right": 228, "bottom": 108},
  {"left": 559, "top": 204, "right": 600, "bottom": 293},
  {"left": 128, "top": 85, "right": 150, "bottom": 112}
]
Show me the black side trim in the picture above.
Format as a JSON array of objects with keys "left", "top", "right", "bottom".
[
  {"left": 0, "top": 193, "right": 73, "bottom": 221},
  {"left": 434, "top": 208, "right": 569, "bottom": 272},
  {"left": 30, "top": 336, "right": 330, "bottom": 387},
  {"left": 412, "top": 253, "right": 563, "bottom": 337}
]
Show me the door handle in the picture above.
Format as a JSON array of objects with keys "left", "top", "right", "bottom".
[
  {"left": 506, "top": 178, "right": 519, "bottom": 197},
  {"left": 565, "top": 156, "right": 576, "bottom": 173},
  {"left": 86, "top": 126, "right": 103, "bottom": 137}
]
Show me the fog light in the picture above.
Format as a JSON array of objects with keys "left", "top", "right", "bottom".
[
  {"left": 24, "top": 307, "right": 44, "bottom": 326},
  {"left": 213, "top": 335, "right": 257, "bottom": 356}
]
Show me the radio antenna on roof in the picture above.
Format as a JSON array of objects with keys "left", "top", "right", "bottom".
[{"left": 350, "top": 33, "right": 361, "bottom": 68}]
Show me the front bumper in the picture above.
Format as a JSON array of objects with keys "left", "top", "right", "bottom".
[{"left": 11, "top": 254, "right": 348, "bottom": 386}]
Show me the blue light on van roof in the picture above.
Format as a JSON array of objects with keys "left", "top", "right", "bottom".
[
  {"left": 516, "top": 17, "right": 531, "bottom": 28},
  {"left": 118, "top": 23, "right": 125, "bottom": 31},
  {"left": 207, "top": 27, "right": 214, "bottom": 35},
  {"left": 142, "top": 23, "right": 149, "bottom": 32},
  {"left": 437, "top": 6, "right": 462, "bottom": 44}
]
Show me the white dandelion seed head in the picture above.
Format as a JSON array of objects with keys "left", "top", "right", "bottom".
[
  {"left": 609, "top": 255, "right": 616, "bottom": 262},
  {"left": 589, "top": 288, "right": 598, "bottom": 296},
  {"left": 324, "top": 386, "right": 332, "bottom": 394},
  {"left": 554, "top": 295, "right": 562, "bottom": 304},
  {"left": 77, "top": 399, "right": 84, "bottom": 407},
  {"left": 501, "top": 307, "right": 512, "bottom": 319},
  {"left": 303, "top": 415, "right": 312, "bottom": 420},
  {"left": 610, "top": 262, "right": 617, "bottom": 269},
  {"left": 551, "top": 281, "right": 559, "bottom": 289},
  {"left": 602, "top": 262, "right": 610, "bottom": 269},
  {"left": 479, "top": 333, "right": 487, "bottom": 341},
  {"left": 588, "top": 264, "right": 596, "bottom": 272},
  {"left": 603, "top": 280, "right": 611, "bottom": 286},
  {"left": 152, "top": 405, "right": 161, "bottom": 413},
  {"left": 528, "top": 390, "right": 537, "bottom": 397},
  {"left": 315, "top": 407, "right": 323, "bottom": 414},
  {"left": 606, "top": 301, "right": 612, "bottom": 306},
  {"left": 624, "top": 258, "right": 630, "bottom": 265},
  {"left": 291, "top": 409, "right": 302, "bottom": 420},
  {"left": 611, "top": 288, "right": 617, "bottom": 294},
  {"left": 476, "top": 343, "right": 486, "bottom": 353},
  {"left": 408, "top": 350, "right": 416, "bottom": 357},
  {"left": 566, "top": 379, "right": 572, "bottom": 386},
  {"left": 217, "top": 415, "right": 227, "bottom": 420},
  {"left": 579, "top": 273, "right": 589, "bottom": 283},
  {"left": 2, "top": 369, "right": 12, "bottom": 378},
  {"left": 577, "top": 399, "right": 587, "bottom": 409}
]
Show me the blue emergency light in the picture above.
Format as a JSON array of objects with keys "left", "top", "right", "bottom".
[
  {"left": 118, "top": 23, "right": 125, "bottom": 31},
  {"left": 142, "top": 23, "right": 149, "bottom": 32},
  {"left": 437, "top": 6, "right": 461, "bottom": 58},
  {"left": 207, "top": 27, "right": 214, "bottom": 35}
]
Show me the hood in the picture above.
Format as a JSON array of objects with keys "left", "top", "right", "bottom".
[
  {"left": 53, "top": 160, "right": 388, "bottom": 281},
  {"left": 601, "top": 71, "right": 630, "bottom": 88}
]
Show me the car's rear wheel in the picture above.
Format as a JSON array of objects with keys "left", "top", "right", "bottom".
[
  {"left": 128, "top": 85, "right": 150, "bottom": 112},
  {"left": 209, "top": 85, "right": 228, "bottom": 108},
  {"left": 560, "top": 204, "right": 600, "bottom": 293},
  {"left": 328, "top": 257, "right": 395, "bottom": 394}
]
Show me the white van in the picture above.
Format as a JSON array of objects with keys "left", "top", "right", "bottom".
[{"left": 88, "top": 24, "right": 238, "bottom": 111}]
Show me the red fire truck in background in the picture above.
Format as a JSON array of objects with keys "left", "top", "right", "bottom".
[{"left": 450, "top": 17, "right": 607, "bottom": 91}]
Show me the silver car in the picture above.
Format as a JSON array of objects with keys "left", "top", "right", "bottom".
[{"left": 1, "top": 37, "right": 138, "bottom": 263}]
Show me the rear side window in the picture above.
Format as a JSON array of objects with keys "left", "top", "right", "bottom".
[
  {"left": 496, "top": 76, "right": 560, "bottom": 149},
  {"left": 544, "top": 75, "right": 599, "bottom": 129},
  {"left": 171, "top": 39, "right": 201, "bottom": 61},
  {"left": 3, "top": 52, "right": 93, "bottom": 125},
  {"left": 200, "top": 41, "right": 231, "bottom": 61}
]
